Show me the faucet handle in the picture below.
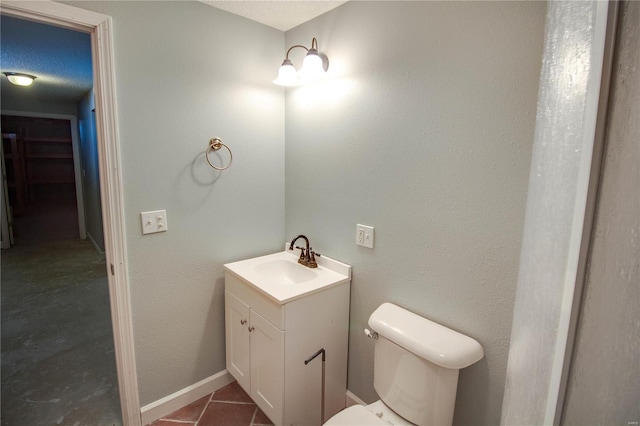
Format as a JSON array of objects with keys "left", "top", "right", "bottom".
[
  {"left": 308, "top": 248, "right": 319, "bottom": 268},
  {"left": 295, "top": 246, "right": 308, "bottom": 266}
]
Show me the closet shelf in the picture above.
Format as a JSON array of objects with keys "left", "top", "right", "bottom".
[
  {"left": 23, "top": 137, "right": 72, "bottom": 144},
  {"left": 27, "top": 177, "right": 75, "bottom": 184},
  {"left": 26, "top": 154, "right": 74, "bottom": 159}
]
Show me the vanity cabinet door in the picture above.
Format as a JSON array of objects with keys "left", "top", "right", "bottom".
[
  {"left": 250, "top": 309, "right": 284, "bottom": 426},
  {"left": 225, "top": 291, "right": 251, "bottom": 393}
]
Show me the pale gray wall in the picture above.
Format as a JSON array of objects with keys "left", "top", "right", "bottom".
[
  {"left": 66, "top": 1, "right": 285, "bottom": 405},
  {"left": 78, "top": 88, "right": 104, "bottom": 253},
  {"left": 284, "top": 2, "right": 545, "bottom": 424},
  {"left": 562, "top": 1, "right": 640, "bottom": 424}
]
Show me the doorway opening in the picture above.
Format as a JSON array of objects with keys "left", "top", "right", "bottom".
[
  {"left": 0, "top": 16, "right": 120, "bottom": 425},
  {"left": 0, "top": 2, "right": 141, "bottom": 424}
]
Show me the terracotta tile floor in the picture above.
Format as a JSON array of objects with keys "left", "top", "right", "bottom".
[{"left": 147, "top": 382, "right": 273, "bottom": 426}]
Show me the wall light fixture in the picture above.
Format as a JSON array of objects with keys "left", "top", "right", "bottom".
[
  {"left": 4, "top": 72, "right": 37, "bottom": 86},
  {"left": 273, "top": 38, "right": 329, "bottom": 86}
]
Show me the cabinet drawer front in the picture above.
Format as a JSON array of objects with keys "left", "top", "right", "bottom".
[
  {"left": 250, "top": 309, "right": 284, "bottom": 426},
  {"left": 225, "top": 291, "right": 251, "bottom": 393},
  {"left": 225, "top": 272, "right": 283, "bottom": 329}
]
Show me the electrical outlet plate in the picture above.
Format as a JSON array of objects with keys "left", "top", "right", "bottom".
[
  {"left": 356, "top": 224, "right": 374, "bottom": 248},
  {"left": 141, "top": 210, "right": 168, "bottom": 235}
]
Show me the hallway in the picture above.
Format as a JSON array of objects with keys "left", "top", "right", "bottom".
[{"left": 1, "top": 204, "right": 121, "bottom": 425}]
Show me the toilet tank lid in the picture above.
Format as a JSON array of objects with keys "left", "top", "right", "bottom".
[{"left": 368, "top": 303, "right": 484, "bottom": 369}]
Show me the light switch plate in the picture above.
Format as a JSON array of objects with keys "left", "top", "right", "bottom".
[
  {"left": 356, "top": 224, "right": 374, "bottom": 248},
  {"left": 141, "top": 210, "right": 168, "bottom": 235}
]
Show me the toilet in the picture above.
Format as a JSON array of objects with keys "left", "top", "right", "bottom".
[{"left": 325, "top": 303, "right": 484, "bottom": 426}]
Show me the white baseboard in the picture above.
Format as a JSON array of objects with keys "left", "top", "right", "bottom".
[
  {"left": 140, "top": 369, "right": 234, "bottom": 425},
  {"left": 346, "top": 390, "right": 366, "bottom": 407},
  {"left": 87, "top": 232, "right": 106, "bottom": 260}
]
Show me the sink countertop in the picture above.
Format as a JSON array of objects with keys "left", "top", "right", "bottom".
[{"left": 223, "top": 248, "right": 351, "bottom": 304}]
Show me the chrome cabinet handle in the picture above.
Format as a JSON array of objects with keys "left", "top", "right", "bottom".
[{"left": 240, "top": 319, "right": 247, "bottom": 325}]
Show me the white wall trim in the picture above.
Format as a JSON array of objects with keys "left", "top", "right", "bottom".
[
  {"left": 1, "top": 110, "right": 87, "bottom": 240},
  {"left": 345, "top": 390, "right": 366, "bottom": 408},
  {"left": 91, "top": 10, "right": 142, "bottom": 426},
  {"left": 546, "top": 1, "right": 618, "bottom": 423},
  {"left": 0, "top": 2, "right": 141, "bottom": 425},
  {"left": 501, "top": 1, "right": 618, "bottom": 425},
  {"left": 140, "top": 370, "right": 234, "bottom": 425},
  {"left": 0, "top": 0, "right": 107, "bottom": 29}
]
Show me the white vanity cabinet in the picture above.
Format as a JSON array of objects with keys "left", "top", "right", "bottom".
[
  {"left": 225, "top": 289, "right": 284, "bottom": 422},
  {"left": 224, "top": 251, "right": 351, "bottom": 426}
]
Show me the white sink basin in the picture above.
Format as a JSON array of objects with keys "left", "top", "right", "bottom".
[
  {"left": 224, "top": 248, "right": 351, "bottom": 304},
  {"left": 254, "top": 259, "right": 318, "bottom": 285}
]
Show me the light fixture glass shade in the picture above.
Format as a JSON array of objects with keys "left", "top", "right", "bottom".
[
  {"left": 299, "top": 50, "right": 325, "bottom": 81},
  {"left": 273, "top": 59, "right": 300, "bottom": 86},
  {"left": 5, "top": 73, "right": 36, "bottom": 86}
]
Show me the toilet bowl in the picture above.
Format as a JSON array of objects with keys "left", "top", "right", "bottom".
[{"left": 324, "top": 303, "right": 484, "bottom": 426}]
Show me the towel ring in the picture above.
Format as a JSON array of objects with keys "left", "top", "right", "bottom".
[{"left": 205, "top": 137, "right": 232, "bottom": 171}]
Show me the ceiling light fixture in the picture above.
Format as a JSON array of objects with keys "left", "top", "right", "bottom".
[
  {"left": 4, "top": 72, "right": 37, "bottom": 86},
  {"left": 273, "top": 38, "right": 329, "bottom": 86}
]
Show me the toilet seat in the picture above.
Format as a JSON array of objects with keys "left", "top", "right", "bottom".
[
  {"left": 324, "top": 405, "right": 391, "bottom": 425},
  {"left": 325, "top": 401, "right": 415, "bottom": 426}
]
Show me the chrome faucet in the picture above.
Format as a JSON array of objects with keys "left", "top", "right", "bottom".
[{"left": 289, "top": 234, "right": 319, "bottom": 268}]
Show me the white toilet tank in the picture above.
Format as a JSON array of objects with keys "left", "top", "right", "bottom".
[{"left": 368, "top": 303, "right": 484, "bottom": 426}]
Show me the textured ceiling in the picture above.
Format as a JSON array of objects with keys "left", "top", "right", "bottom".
[
  {"left": 201, "top": 1, "right": 347, "bottom": 31},
  {"left": 0, "top": 15, "right": 93, "bottom": 106}
]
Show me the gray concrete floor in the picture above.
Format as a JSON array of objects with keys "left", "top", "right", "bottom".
[{"left": 1, "top": 203, "right": 122, "bottom": 425}]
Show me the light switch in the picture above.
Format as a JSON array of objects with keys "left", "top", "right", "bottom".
[
  {"left": 356, "top": 224, "right": 374, "bottom": 248},
  {"left": 141, "top": 210, "right": 168, "bottom": 235}
]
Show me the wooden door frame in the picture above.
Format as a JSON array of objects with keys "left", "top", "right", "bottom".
[{"left": 0, "top": 2, "right": 141, "bottom": 425}]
